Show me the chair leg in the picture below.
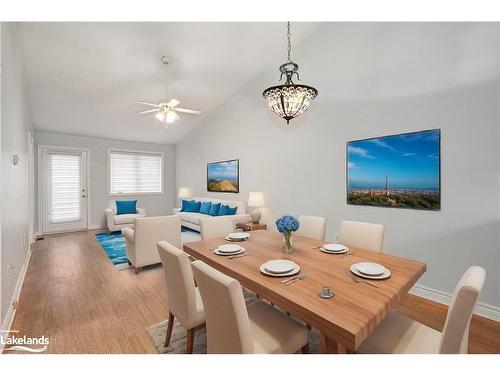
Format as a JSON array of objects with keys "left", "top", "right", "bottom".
[
  {"left": 186, "top": 328, "right": 195, "bottom": 354},
  {"left": 301, "top": 343, "right": 309, "bottom": 354},
  {"left": 306, "top": 323, "right": 312, "bottom": 330},
  {"left": 164, "top": 312, "right": 174, "bottom": 347}
]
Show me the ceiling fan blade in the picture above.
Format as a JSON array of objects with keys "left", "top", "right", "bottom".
[
  {"left": 135, "top": 100, "right": 160, "bottom": 107},
  {"left": 167, "top": 98, "right": 181, "bottom": 108},
  {"left": 176, "top": 107, "right": 202, "bottom": 115},
  {"left": 139, "top": 108, "right": 161, "bottom": 114}
]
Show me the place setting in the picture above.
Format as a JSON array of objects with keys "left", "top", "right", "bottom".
[
  {"left": 212, "top": 244, "right": 248, "bottom": 259},
  {"left": 316, "top": 243, "right": 352, "bottom": 257},
  {"left": 225, "top": 232, "right": 250, "bottom": 242},
  {"left": 348, "top": 262, "right": 391, "bottom": 287},
  {"left": 259, "top": 259, "right": 300, "bottom": 277}
]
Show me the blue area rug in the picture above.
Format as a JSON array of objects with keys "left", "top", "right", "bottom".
[
  {"left": 95, "top": 232, "right": 128, "bottom": 265},
  {"left": 95, "top": 227, "right": 200, "bottom": 269}
]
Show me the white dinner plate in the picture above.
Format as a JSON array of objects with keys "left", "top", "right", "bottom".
[
  {"left": 356, "top": 262, "right": 386, "bottom": 276},
  {"left": 227, "top": 232, "right": 250, "bottom": 240},
  {"left": 350, "top": 263, "right": 391, "bottom": 280},
  {"left": 217, "top": 244, "right": 243, "bottom": 254},
  {"left": 323, "top": 243, "right": 348, "bottom": 252},
  {"left": 262, "top": 259, "right": 297, "bottom": 274},
  {"left": 260, "top": 263, "right": 300, "bottom": 277},
  {"left": 320, "top": 246, "right": 349, "bottom": 255},
  {"left": 214, "top": 247, "right": 245, "bottom": 256}
]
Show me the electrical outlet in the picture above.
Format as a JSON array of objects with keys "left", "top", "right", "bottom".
[{"left": 7, "top": 261, "right": 15, "bottom": 274}]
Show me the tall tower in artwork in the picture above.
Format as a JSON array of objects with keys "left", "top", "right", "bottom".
[{"left": 384, "top": 175, "right": 389, "bottom": 195}]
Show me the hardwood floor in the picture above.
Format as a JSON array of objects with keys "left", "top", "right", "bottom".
[
  {"left": 6, "top": 230, "right": 500, "bottom": 354},
  {"left": 8, "top": 230, "right": 168, "bottom": 354}
]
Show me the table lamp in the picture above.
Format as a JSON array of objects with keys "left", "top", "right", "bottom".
[
  {"left": 178, "top": 187, "right": 192, "bottom": 201},
  {"left": 248, "top": 192, "right": 265, "bottom": 224}
]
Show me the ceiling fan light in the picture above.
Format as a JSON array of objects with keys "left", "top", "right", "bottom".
[
  {"left": 155, "top": 112, "right": 165, "bottom": 122},
  {"left": 165, "top": 110, "right": 179, "bottom": 124}
]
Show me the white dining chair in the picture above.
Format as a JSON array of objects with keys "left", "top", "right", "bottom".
[
  {"left": 191, "top": 260, "right": 310, "bottom": 354},
  {"left": 199, "top": 216, "right": 234, "bottom": 240},
  {"left": 337, "top": 220, "right": 385, "bottom": 252},
  {"left": 357, "top": 266, "right": 486, "bottom": 354},
  {"left": 295, "top": 215, "right": 327, "bottom": 241},
  {"left": 156, "top": 241, "right": 206, "bottom": 354}
]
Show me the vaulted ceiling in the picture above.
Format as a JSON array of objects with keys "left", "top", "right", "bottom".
[{"left": 19, "top": 22, "right": 319, "bottom": 144}]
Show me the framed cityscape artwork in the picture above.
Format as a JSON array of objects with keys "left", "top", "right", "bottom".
[{"left": 347, "top": 129, "right": 440, "bottom": 210}]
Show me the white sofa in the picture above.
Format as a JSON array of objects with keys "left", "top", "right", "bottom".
[
  {"left": 174, "top": 196, "right": 250, "bottom": 232},
  {"left": 104, "top": 200, "right": 147, "bottom": 232},
  {"left": 122, "top": 215, "right": 181, "bottom": 274}
]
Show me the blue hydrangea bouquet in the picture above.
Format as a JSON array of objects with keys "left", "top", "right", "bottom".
[{"left": 275, "top": 215, "right": 300, "bottom": 253}]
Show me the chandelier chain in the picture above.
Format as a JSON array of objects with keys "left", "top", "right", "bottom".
[{"left": 287, "top": 21, "right": 291, "bottom": 62}]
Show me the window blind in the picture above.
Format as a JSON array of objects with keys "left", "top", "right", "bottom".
[
  {"left": 50, "top": 153, "right": 81, "bottom": 223},
  {"left": 110, "top": 151, "right": 163, "bottom": 194}
]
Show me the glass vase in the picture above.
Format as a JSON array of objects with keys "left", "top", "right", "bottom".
[{"left": 281, "top": 231, "right": 294, "bottom": 254}]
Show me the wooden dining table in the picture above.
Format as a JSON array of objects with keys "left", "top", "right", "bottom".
[{"left": 183, "top": 230, "right": 426, "bottom": 353}]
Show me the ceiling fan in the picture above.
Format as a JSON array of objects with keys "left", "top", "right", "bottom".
[{"left": 136, "top": 56, "right": 201, "bottom": 126}]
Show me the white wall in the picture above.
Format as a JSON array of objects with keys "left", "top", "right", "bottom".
[
  {"left": 1, "top": 23, "right": 34, "bottom": 324},
  {"left": 175, "top": 23, "right": 500, "bottom": 309},
  {"left": 34, "top": 131, "right": 176, "bottom": 230}
]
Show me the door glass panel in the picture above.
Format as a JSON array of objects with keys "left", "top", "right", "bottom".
[{"left": 50, "top": 153, "right": 81, "bottom": 223}]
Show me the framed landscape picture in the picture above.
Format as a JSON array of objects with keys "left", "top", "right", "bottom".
[
  {"left": 347, "top": 129, "right": 440, "bottom": 210},
  {"left": 207, "top": 159, "right": 239, "bottom": 193}
]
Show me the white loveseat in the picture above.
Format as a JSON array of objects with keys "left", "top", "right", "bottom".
[
  {"left": 104, "top": 200, "right": 147, "bottom": 232},
  {"left": 173, "top": 196, "right": 250, "bottom": 232}
]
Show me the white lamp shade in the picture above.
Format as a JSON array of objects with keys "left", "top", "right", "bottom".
[
  {"left": 248, "top": 192, "right": 265, "bottom": 207},
  {"left": 178, "top": 187, "right": 192, "bottom": 199}
]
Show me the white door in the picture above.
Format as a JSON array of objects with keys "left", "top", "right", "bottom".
[{"left": 41, "top": 148, "right": 88, "bottom": 233}]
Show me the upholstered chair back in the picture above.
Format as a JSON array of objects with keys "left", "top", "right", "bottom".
[
  {"left": 191, "top": 260, "right": 254, "bottom": 354},
  {"left": 199, "top": 216, "right": 235, "bottom": 240},
  {"left": 439, "top": 266, "right": 486, "bottom": 353},
  {"left": 157, "top": 242, "right": 199, "bottom": 329},
  {"left": 337, "top": 220, "right": 385, "bottom": 252},
  {"left": 135, "top": 215, "right": 181, "bottom": 251},
  {"left": 296, "top": 215, "right": 327, "bottom": 241}
]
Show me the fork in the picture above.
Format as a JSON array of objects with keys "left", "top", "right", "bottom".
[
  {"left": 285, "top": 272, "right": 309, "bottom": 286},
  {"left": 340, "top": 251, "right": 354, "bottom": 258},
  {"left": 228, "top": 253, "right": 249, "bottom": 260},
  {"left": 349, "top": 273, "right": 378, "bottom": 288}
]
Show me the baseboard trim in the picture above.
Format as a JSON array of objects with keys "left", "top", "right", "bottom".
[
  {"left": 88, "top": 225, "right": 105, "bottom": 231},
  {"left": 410, "top": 284, "right": 500, "bottom": 322},
  {"left": 37, "top": 226, "right": 105, "bottom": 236},
  {"left": 1, "top": 248, "right": 32, "bottom": 353}
]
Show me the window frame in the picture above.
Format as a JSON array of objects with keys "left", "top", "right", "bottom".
[{"left": 108, "top": 148, "right": 164, "bottom": 197}]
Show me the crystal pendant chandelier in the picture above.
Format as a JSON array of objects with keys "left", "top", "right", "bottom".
[{"left": 263, "top": 22, "right": 318, "bottom": 124}]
